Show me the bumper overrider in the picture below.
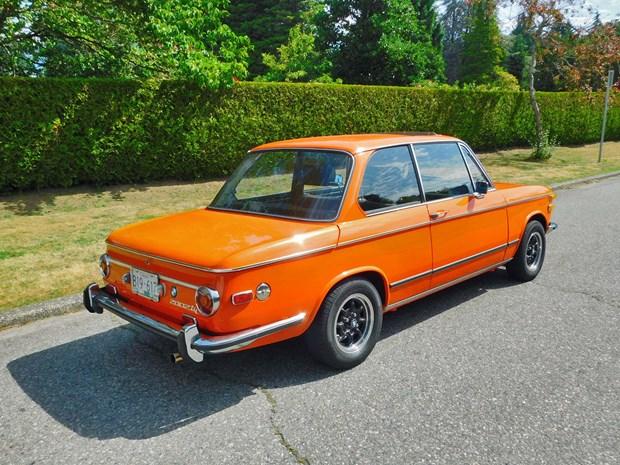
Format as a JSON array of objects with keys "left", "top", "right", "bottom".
[{"left": 83, "top": 284, "right": 306, "bottom": 363}]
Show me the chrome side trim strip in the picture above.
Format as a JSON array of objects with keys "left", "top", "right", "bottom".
[
  {"left": 337, "top": 220, "right": 430, "bottom": 247},
  {"left": 390, "top": 269, "right": 433, "bottom": 288},
  {"left": 107, "top": 242, "right": 337, "bottom": 274},
  {"left": 364, "top": 201, "right": 425, "bottom": 217},
  {"left": 433, "top": 243, "right": 507, "bottom": 274},
  {"left": 385, "top": 259, "right": 512, "bottom": 311},
  {"left": 109, "top": 257, "right": 200, "bottom": 290},
  {"left": 390, "top": 242, "right": 511, "bottom": 288},
  {"left": 505, "top": 194, "right": 550, "bottom": 207},
  {"left": 429, "top": 202, "right": 506, "bottom": 224}
]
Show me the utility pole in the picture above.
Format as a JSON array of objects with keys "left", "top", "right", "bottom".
[{"left": 598, "top": 69, "right": 615, "bottom": 163}]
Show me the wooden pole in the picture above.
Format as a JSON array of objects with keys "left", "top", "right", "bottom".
[{"left": 598, "top": 70, "right": 615, "bottom": 163}]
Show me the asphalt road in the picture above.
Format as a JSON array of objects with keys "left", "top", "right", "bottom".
[{"left": 1, "top": 177, "right": 619, "bottom": 465}]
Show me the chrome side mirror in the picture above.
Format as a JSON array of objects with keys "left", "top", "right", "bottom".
[{"left": 472, "top": 181, "right": 488, "bottom": 199}]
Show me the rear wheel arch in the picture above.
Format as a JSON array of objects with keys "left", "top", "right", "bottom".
[{"left": 312, "top": 267, "right": 389, "bottom": 322}]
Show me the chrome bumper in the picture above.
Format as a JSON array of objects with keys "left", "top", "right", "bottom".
[
  {"left": 83, "top": 284, "right": 306, "bottom": 362},
  {"left": 547, "top": 222, "right": 558, "bottom": 234}
]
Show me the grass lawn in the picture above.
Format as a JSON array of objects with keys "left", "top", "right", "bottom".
[{"left": 1, "top": 141, "right": 619, "bottom": 312}]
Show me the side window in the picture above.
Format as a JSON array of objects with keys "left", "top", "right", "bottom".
[
  {"left": 359, "top": 146, "right": 421, "bottom": 212},
  {"left": 414, "top": 143, "right": 473, "bottom": 201},
  {"left": 460, "top": 145, "right": 489, "bottom": 186}
]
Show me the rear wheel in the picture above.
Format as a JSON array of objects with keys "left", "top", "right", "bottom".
[
  {"left": 507, "top": 220, "right": 546, "bottom": 282},
  {"left": 305, "top": 279, "right": 382, "bottom": 370}
]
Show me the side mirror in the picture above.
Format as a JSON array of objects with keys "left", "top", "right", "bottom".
[
  {"left": 475, "top": 181, "right": 489, "bottom": 194},
  {"left": 472, "top": 181, "right": 488, "bottom": 198}
]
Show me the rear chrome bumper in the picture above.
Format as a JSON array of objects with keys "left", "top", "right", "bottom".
[{"left": 83, "top": 284, "right": 306, "bottom": 362}]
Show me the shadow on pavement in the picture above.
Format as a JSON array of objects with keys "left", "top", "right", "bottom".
[{"left": 7, "top": 269, "right": 518, "bottom": 440}]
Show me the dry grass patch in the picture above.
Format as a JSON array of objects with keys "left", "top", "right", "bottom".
[
  {"left": 479, "top": 141, "right": 620, "bottom": 185},
  {"left": 1, "top": 141, "right": 619, "bottom": 311},
  {"left": 0, "top": 181, "right": 223, "bottom": 310}
]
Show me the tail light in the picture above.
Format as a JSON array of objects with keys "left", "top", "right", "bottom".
[
  {"left": 195, "top": 287, "right": 220, "bottom": 316},
  {"left": 99, "top": 254, "right": 111, "bottom": 278}
]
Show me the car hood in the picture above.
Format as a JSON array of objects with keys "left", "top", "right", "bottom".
[{"left": 106, "top": 208, "right": 340, "bottom": 271}]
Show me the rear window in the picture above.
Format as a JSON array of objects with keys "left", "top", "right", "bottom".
[{"left": 210, "top": 150, "right": 352, "bottom": 221}]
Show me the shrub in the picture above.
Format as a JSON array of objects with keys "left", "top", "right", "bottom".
[{"left": 0, "top": 77, "right": 618, "bottom": 192}]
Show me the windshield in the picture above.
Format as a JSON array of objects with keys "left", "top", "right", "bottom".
[{"left": 210, "top": 150, "right": 353, "bottom": 221}]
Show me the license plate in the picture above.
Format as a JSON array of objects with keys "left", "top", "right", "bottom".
[{"left": 131, "top": 268, "right": 160, "bottom": 302}]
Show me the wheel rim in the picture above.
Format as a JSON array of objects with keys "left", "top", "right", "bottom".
[
  {"left": 525, "top": 231, "right": 543, "bottom": 271},
  {"left": 334, "top": 293, "right": 374, "bottom": 354}
]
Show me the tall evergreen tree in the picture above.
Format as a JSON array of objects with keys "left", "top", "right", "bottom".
[
  {"left": 460, "top": 0, "right": 505, "bottom": 84},
  {"left": 226, "top": 0, "right": 306, "bottom": 77},
  {"left": 506, "top": 16, "right": 531, "bottom": 88},
  {"left": 441, "top": 0, "right": 470, "bottom": 83},
  {"left": 412, "top": 0, "right": 442, "bottom": 48}
]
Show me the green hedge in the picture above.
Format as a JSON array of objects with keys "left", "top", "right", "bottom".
[{"left": 1, "top": 77, "right": 618, "bottom": 192}]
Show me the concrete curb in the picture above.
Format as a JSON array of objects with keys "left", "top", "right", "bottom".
[
  {"left": 550, "top": 170, "right": 620, "bottom": 190},
  {"left": 2, "top": 169, "right": 620, "bottom": 331},
  {"left": 0, "top": 293, "right": 82, "bottom": 330}
]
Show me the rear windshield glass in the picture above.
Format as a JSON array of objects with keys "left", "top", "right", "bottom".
[{"left": 209, "top": 150, "right": 353, "bottom": 221}]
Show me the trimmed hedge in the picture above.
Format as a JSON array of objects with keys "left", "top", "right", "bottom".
[{"left": 1, "top": 77, "right": 618, "bottom": 192}]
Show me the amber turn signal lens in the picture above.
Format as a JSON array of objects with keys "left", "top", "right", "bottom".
[{"left": 195, "top": 287, "right": 220, "bottom": 316}]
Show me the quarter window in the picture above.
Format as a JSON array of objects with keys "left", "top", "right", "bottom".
[
  {"left": 414, "top": 143, "right": 473, "bottom": 201},
  {"left": 359, "top": 146, "right": 421, "bottom": 212},
  {"left": 460, "top": 145, "right": 489, "bottom": 186}
]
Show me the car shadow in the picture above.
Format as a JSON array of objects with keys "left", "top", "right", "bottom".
[{"left": 7, "top": 269, "right": 518, "bottom": 440}]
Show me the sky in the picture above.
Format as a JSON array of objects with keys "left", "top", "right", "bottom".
[{"left": 498, "top": 0, "right": 620, "bottom": 33}]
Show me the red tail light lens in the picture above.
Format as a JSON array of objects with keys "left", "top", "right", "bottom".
[
  {"left": 195, "top": 287, "right": 220, "bottom": 316},
  {"left": 231, "top": 290, "right": 253, "bottom": 305}
]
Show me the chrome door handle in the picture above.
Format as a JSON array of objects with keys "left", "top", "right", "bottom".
[{"left": 430, "top": 211, "right": 447, "bottom": 220}]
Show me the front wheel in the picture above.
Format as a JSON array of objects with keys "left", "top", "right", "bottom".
[
  {"left": 507, "top": 220, "right": 546, "bottom": 282},
  {"left": 304, "top": 279, "right": 383, "bottom": 370}
]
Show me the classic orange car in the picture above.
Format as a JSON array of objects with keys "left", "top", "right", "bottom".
[{"left": 84, "top": 133, "right": 557, "bottom": 369}]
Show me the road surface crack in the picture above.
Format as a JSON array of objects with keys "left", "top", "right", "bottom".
[
  {"left": 531, "top": 281, "right": 619, "bottom": 310},
  {"left": 257, "top": 386, "right": 311, "bottom": 465},
  {"left": 199, "top": 368, "right": 310, "bottom": 465}
]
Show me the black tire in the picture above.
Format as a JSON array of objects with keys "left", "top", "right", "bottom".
[
  {"left": 304, "top": 279, "right": 383, "bottom": 370},
  {"left": 507, "top": 220, "right": 546, "bottom": 282}
]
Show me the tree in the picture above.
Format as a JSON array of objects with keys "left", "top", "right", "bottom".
[
  {"left": 413, "top": 0, "right": 443, "bottom": 48},
  {"left": 0, "top": 0, "right": 250, "bottom": 88},
  {"left": 565, "top": 22, "right": 620, "bottom": 90},
  {"left": 460, "top": 0, "right": 505, "bottom": 84},
  {"left": 316, "top": 0, "right": 444, "bottom": 84},
  {"left": 505, "top": 17, "right": 532, "bottom": 88},
  {"left": 510, "top": 0, "right": 574, "bottom": 159},
  {"left": 226, "top": 0, "right": 306, "bottom": 77},
  {"left": 441, "top": 0, "right": 470, "bottom": 83},
  {"left": 316, "top": 0, "right": 386, "bottom": 84},
  {"left": 259, "top": 24, "right": 335, "bottom": 82},
  {"left": 376, "top": 0, "right": 445, "bottom": 84}
]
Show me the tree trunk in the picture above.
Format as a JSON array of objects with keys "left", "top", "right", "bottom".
[{"left": 528, "top": 43, "right": 543, "bottom": 149}]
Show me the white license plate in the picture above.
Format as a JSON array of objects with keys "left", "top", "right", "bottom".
[{"left": 131, "top": 268, "right": 160, "bottom": 302}]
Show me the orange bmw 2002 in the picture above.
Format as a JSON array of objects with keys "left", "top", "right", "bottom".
[{"left": 84, "top": 133, "right": 557, "bottom": 369}]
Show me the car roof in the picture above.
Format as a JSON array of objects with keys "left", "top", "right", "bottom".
[{"left": 251, "top": 133, "right": 461, "bottom": 155}]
